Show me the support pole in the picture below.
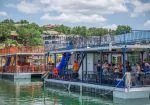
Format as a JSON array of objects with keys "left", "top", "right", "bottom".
[
  {"left": 0, "top": 57, "right": 2, "bottom": 67},
  {"left": 141, "top": 51, "right": 144, "bottom": 62},
  {"left": 15, "top": 54, "right": 18, "bottom": 73},
  {"left": 85, "top": 52, "right": 88, "bottom": 82},
  {"left": 54, "top": 53, "right": 56, "bottom": 67},
  {"left": 82, "top": 52, "right": 84, "bottom": 82},
  {"left": 32, "top": 55, "right": 34, "bottom": 73},
  {"left": 47, "top": 52, "right": 49, "bottom": 65},
  {"left": 122, "top": 47, "right": 126, "bottom": 87}
]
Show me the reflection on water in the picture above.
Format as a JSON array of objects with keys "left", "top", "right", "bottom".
[{"left": 0, "top": 79, "right": 150, "bottom": 105}]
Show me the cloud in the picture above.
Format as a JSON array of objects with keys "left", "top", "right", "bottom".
[
  {"left": 0, "top": 11, "right": 8, "bottom": 16},
  {"left": 7, "top": 1, "right": 40, "bottom": 14},
  {"left": 102, "top": 24, "right": 117, "bottom": 30},
  {"left": 130, "top": 0, "right": 150, "bottom": 18},
  {"left": 7, "top": 0, "right": 128, "bottom": 23},
  {"left": 42, "top": 0, "right": 128, "bottom": 15},
  {"left": 40, "top": 0, "right": 128, "bottom": 23},
  {"left": 41, "top": 13, "right": 106, "bottom": 23},
  {"left": 144, "top": 20, "right": 150, "bottom": 27}
]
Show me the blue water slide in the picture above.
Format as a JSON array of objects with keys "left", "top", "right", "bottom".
[
  {"left": 56, "top": 40, "right": 73, "bottom": 75},
  {"left": 57, "top": 53, "right": 71, "bottom": 76}
]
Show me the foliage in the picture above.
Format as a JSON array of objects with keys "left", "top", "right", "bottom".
[
  {"left": 16, "top": 23, "right": 43, "bottom": 46},
  {"left": 47, "top": 25, "right": 132, "bottom": 36},
  {"left": 53, "top": 25, "right": 71, "bottom": 35},
  {"left": 115, "top": 25, "right": 132, "bottom": 35},
  {"left": 4, "top": 39, "right": 19, "bottom": 47},
  {"left": 0, "top": 22, "right": 16, "bottom": 39},
  {"left": 0, "top": 18, "right": 133, "bottom": 47},
  {"left": 1, "top": 19, "right": 14, "bottom": 24},
  {"left": 0, "top": 19, "right": 43, "bottom": 47},
  {"left": 16, "top": 20, "right": 29, "bottom": 24}
]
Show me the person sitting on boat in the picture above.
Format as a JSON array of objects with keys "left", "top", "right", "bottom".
[
  {"left": 96, "top": 60, "right": 101, "bottom": 74},
  {"left": 102, "top": 61, "right": 109, "bottom": 76},
  {"left": 114, "top": 64, "right": 120, "bottom": 79},
  {"left": 125, "top": 67, "right": 132, "bottom": 90},
  {"left": 143, "top": 61, "right": 150, "bottom": 73},
  {"left": 135, "top": 63, "right": 142, "bottom": 85},
  {"left": 72, "top": 60, "right": 79, "bottom": 80}
]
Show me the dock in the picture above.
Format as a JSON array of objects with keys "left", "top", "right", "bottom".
[
  {"left": 45, "top": 79, "right": 150, "bottom": 99},
  {"left": 0, "top": 72, "right": 43, "bottom": 79}
]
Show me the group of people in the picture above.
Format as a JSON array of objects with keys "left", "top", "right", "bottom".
[
  {"left": 96, "top": 60, "right": 150, "bottom": 87},
  {"left": 96, "top": 60, "right": 150, "bottom": 79}
]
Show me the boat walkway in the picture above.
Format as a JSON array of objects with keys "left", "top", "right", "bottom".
[{"left": 45, "top": 79, "right": 150, "bottom": 99}]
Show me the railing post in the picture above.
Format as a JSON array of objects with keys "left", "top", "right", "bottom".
[{"left": 32, "top": 55, "right": 34, "bottom": 73}]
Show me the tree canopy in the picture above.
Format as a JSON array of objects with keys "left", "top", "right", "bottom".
[
  {"left": 0, "top": 18, "right": 132, "bottom": 48},
  {"left": 16, "top": 23, "right": 43, "bottom": 46},
  {"left": 0, "top": 19, "right": 43, "bottom": 47},
  {"left": 44, "top": 24, "right": 132, "bottom": 36},
  {"left": 115, "top": 25, "right": 132, "bottom": 35}
]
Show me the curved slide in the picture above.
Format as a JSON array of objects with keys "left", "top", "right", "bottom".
[
  {"left": 42, "top": 41, "right": 73, "bottom": 79},
  {"left": 41, "top": 53, "right": 71, "bottom": 79},
  {"left": 57, "top": 53, "right": 71, "bottom": 76}
]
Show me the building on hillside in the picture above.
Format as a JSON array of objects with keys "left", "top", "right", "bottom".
[
  {"left": 43, "top": 24, "right": 59, "bottom": 29},
  {"left": 9, "top": 31, "right": 19, "bottom": 40},
  {"left": 42, "top": 30, "right": 71, "bottom": 51}
]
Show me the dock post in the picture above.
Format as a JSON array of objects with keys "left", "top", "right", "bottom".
[
  {"left": 68, "top": 83, "right": 71, "bottom": 95},
  {"left": 80, "top": 84, "right": 83, "bottom": 96}
]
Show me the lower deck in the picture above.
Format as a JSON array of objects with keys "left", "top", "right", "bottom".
[
  {"left": 45, "top": 79, "right": 150, "bottom": 99},
  {"left": 0, "top": 72, "right": 43, "bottom": 79}
]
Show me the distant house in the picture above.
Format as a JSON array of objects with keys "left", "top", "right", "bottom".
[
  {"left": 43, "top": 24, "right": 59, "bottom": 29},
  {"left": 9, "top": 31, "right": 19, "bottom": 40},
  {"left": 42, "top": 30, "right": 69, "bottom": 51}
]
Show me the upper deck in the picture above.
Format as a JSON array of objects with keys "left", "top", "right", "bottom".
[
  {"left": 45, "top": 30, "right": 150, "bottom": 53},
  {"left": 0, "top": 46, "right": 44, "bottom": 55}
]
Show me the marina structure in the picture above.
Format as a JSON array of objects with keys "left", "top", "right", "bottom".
[
  {"left": 44, "top": 30, "right": 150, "bottom": 100},
  {"left": 0, "top": 46, "right": 45, "bottom": 79}
]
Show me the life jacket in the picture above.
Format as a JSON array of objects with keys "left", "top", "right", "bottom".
[
  {"left": 53, "top": 68, "right": 59, "bottom": 76},
  {"left": 73, "top": 63, "right": 79, "bottom": 72}
]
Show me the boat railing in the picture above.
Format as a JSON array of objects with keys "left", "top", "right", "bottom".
[
  {"left": 0, "top": 65, "right": 46, "bottom": 73},
  {"left": 0, "top": 46, "right": 45, "bottom": 55},
  {"left": 45, "top": 31, "right": 150, "bottom": 51},
  {"left": 48, "top": 70, "right": 150, "bottom": 88},
  {"left": 130, "top": 72, "right": 150, "bottom": 87}
]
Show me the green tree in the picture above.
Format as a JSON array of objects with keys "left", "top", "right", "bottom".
[
  {"left": 0, "top": 22, "right": 16, "bottom": 41},
  {"left": 53, "top": 25, "right": 71, "bottom": 35},
  {"left": 4, "top": 39, "right": 19, "bottom": 47},
  {"left": 1, "top": 19, "right": 14, "bottom": 24},
  {"left": 115, "top": 25, "right": 132, "bottom": 35},
  {"left": 17, "top": 24, "right": 43, "bottom": 46},
  {"left": 16, "top": 20, "right": 29, "bottom": 24}
]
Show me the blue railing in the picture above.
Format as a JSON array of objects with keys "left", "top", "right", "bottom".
[{"left": 45, "top": 30, "right": 150, "bottom": 51}]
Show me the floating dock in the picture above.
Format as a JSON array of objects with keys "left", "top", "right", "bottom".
[
  {"left": 0, "top": 73, "right": 43, "bottom": 79},
  {"left": 45, "top": 79, "right": 150, "bottom": 99}
]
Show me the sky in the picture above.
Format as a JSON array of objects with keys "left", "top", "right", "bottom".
[{"left": 0, "top": 0, "right": 150, "bottom": 30}]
